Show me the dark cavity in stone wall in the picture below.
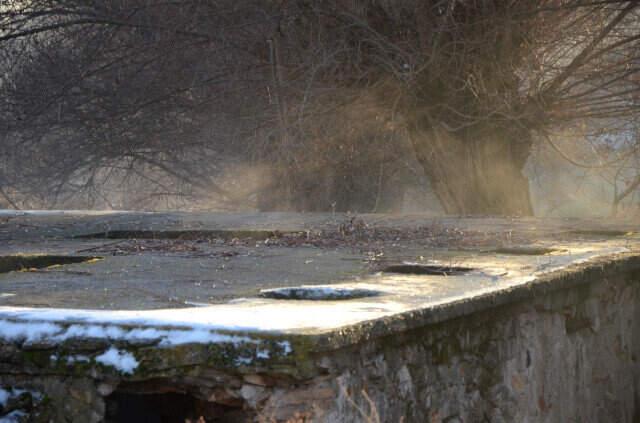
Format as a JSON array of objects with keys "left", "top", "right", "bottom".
[{"left": 105, "top": 390, "right": 248, "bottom": 423}]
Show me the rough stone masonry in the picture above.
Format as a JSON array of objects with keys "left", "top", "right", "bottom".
[{"left": 0, "top": 211, "right": 638, "bottom": 422}]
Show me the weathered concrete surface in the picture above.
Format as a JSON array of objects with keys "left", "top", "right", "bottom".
[
  {"left": 282, "top": 258, "right": 640, "bottom": 423},
  {"left": 0, "top": 210, "right": 635, "bottom": 311},
  {"left": 0, "top": 211, "right": 639, "bottom": 422}
]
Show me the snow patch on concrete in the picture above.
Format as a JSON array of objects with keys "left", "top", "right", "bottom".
[
  {"left": 0, "top": 301, "right": 412, "bottom": 334},
  {"left": 95, "top": 347, "right": 138, "bottom": 374},
  {"left": 0, "top": 321, "right": 61, "bottom": 343},
  {"left": 0, "top": 319, "right": 259, "bottom": 348}
]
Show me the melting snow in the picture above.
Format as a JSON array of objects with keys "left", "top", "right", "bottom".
[
  {"left": 0, "top": 300, "right": 412, "bottom": 335},
  {"left": 0, "top": 319, "right": 258, "bottom": 347},
  {"left": 0, "top": 321, "right": 61, "bottom": 343},
  {"left": 95, "top": 347, "right": 139, "bottom": 374}
]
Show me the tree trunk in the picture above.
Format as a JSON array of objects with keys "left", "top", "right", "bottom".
[{"left": 409, "top": 126, "right": 533, "bottom": 216}]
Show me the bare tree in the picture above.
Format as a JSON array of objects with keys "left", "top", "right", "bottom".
[
  {"left": 0, "top": 1, "right": 639, "bottom": 215},
  {"left": 293, "top": 1, "right": 640, "bottom": 215},
  {"left": 0, "top": 0, "right": 274, "bottom": 208}
]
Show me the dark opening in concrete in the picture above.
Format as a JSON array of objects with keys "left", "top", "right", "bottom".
[
  {"left": 76, "top": 229, "right": 300, "bottom": 241},
  {"left": 105, "top": 391, "right": 247, "bottom": 423},
  {"left": 488, "top": 246, "right": 561, "bottom": 255},
  {"left": 0, "top": 255, "right": 100, "bottom": 273},
  {"left": 567, "top": 229, "right": 631, "bottom": 238},
  {"left": 383, "top": 263, "right": 473, "bottom": 276},
  {"left": 260, "top": 286, "right": 381, "bottom": 300}
]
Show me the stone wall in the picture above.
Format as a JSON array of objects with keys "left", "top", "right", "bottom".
[
  {"left": 262, "top": 261, "right": 640, "bottom": 422},
  {"left": 1, "top": 259, "right": 639, "bottom": 422}
]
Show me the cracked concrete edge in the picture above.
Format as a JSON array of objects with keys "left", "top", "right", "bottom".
[
  {"left": 1, "top": 251, "right": 639, "bottom": 383},
  {"left": 299, "top": 251, "right": 640, "bottom": 352}
]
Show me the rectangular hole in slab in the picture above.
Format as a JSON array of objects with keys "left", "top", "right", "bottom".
[
  {"left": 487, "top": 247, "right": 562, "bottom": 255},
  {"left": 565, "top": 230, "right": 631, "bottom": 238},
  {"left": 0, "top": 255, "right": 101, "bottom": 273},
  {"left": 75, "top": 230, "right": 302, "bottom": 241},
  {"left": 260, "top": 286, "right": 381, "bottom": 300},
  {"left": 383, "top": 264, "right": 474, "bottom": 276}
]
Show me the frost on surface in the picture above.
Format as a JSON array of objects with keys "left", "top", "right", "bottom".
[{"left": 95, "top": 347, "right": 139, "bottom": 374}]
